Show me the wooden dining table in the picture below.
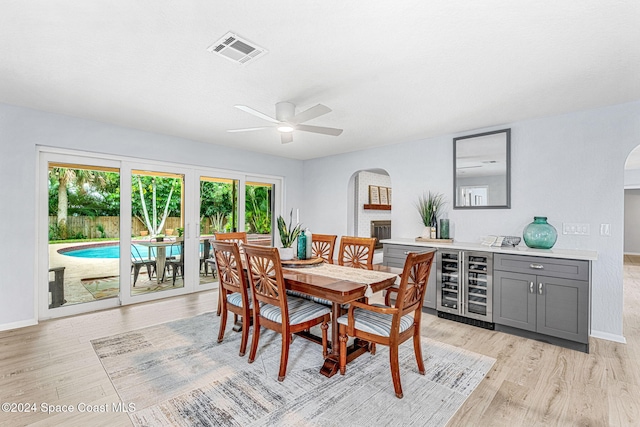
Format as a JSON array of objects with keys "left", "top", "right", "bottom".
[{"left": 281, "top": 263, "right": 398, "bottom": 378}]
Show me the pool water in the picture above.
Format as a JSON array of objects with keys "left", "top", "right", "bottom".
[{"left": 61, "top": 243, "right": 183, "bottom": 259}]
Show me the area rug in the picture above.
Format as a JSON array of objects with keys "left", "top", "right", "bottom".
[
  {"left": 82, "top": 276, "right": 189, "bottom": 299},
  {"left": 91, "top": 312, "right": 495, "bottom": 426},
  {"left": 81, "top": 276, "right": 120, "bottom": 299}
]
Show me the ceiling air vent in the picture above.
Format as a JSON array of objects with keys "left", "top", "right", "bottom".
[{"left": 207, "top": 32, "right": 267, "bottom": 65}]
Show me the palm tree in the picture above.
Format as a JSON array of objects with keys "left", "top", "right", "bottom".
[{"left": 50, "top": 167, "right": 106, "bottom": 239}]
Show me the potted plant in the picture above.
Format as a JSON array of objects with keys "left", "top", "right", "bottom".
[
  {"left": 277, "top": 209, "right": 302, "bottom": 260},
  {"left": 416, "top": 191, "right": 446, "bottom": 238}
]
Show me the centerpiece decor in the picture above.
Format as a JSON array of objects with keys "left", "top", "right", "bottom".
[
  {"left": 277, "top": 209, "right": 302, "bottom": 260},
  {"left": 523, "top": 216, "right": 558, "bottom": 249},
  {"left": 416, "top": 192, "right": 446, "bottom": 239}
]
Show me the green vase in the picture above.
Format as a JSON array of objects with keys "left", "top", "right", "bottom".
[{"left": 523, "top": 216, "right": 557, "bottom": 249}]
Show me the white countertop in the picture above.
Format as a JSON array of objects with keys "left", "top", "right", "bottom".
[{"left": 380, "top": 238, "right": 598, "bottom": 261}]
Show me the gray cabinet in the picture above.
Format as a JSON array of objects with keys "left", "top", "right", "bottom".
[
  {"left": 382, "top": 243, "right": 437, "bottom": 309},
  {"left": 493, "top": 254, "right": 589, "bottom": 352}
]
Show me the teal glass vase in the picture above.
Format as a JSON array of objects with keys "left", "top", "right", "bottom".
[{"left": 523, "top": 216, "right": 558, "bottom": 249}]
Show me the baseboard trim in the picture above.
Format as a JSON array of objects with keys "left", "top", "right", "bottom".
[
  {"left": 0, "top": 318, "right": 38, "bottom": 332},
  {"left": 590, "top": 329, "right": 627, "bottom": 344}
]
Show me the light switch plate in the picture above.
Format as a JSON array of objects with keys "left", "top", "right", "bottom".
[{"left": 563, "top": 223, "right": 590, "bottom": 235}]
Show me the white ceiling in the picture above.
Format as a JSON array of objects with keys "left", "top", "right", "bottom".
[{"left": 1, "top": 1, "right": 639, "bottom": 160}]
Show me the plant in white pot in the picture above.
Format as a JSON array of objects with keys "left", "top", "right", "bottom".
[
  {"left": 277, "top": 210, "right": 302, "bottom": 260},
  {"left": 416, "top": 191, "right": 446, "bottom": 238}
]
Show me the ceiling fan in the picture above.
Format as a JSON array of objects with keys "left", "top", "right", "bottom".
[{"left": 227, "top": 101, "right": 343, "bottom": 144}]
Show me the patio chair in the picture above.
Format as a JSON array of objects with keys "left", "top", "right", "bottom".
[
  {"left": 164, "top": 241, "right": 184, "bottom": 286},
  {"left": 131, "top": 244, "right": 156, "bottom": 286}
]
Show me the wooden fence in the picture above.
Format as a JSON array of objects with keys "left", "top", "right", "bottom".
[{"left": 49, "top": 216, "right": 198, "bottom": 238}]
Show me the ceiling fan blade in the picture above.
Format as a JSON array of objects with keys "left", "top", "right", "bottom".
[
  {"left": 280, "top": 132, "right": 294, "bottom": 144},
  {"left": 234, "top": 105, "right": 280, "bottom": 124},
  {"left": 288, "top": 104, "right": 331, "bottom": 125},
  {"left": 295, "top": 124, "right": 343, "bottom": 136},
  {"left": 227, "top": 126, "right": 272, "bottom": 133}
]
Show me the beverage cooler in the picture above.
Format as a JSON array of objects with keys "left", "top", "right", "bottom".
[{"left": 436, "top": 250, "right": 493, "bottom": 324}]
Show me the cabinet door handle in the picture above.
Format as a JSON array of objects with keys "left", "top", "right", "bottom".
[
  {"left": 530, "top": 263, "right": 544, "bottom": 269},
  {"left": 403, "top": 251, "right": 410, "bottom": 255},
  {"left": 529, "top": 282, "right": 534, "bottom": 293},
  {"left": 538, "top": 282, "right": 543, "bottom": 295}
]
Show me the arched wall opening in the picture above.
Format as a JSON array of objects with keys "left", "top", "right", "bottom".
[{"left": 347, "top": 169, "right": 391, "bottom": 260}]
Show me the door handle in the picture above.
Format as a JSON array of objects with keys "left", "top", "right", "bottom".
[
  {"left": 530, "top": 263, "right": 544, "bottom": 270},
  {"left": 538, "top": 282, "right": 543, "bottom": 295},
  {"left": 529, "top": 281, "right": 534, "bottom": 293}
]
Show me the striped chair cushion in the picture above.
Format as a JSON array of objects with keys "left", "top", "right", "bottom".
[
  {"left": 286, "top": 289, "right": 333, "bottom": 307},
  {"left": 227, "top": 292, "right": 253, "bottom": 309},
  {"left": 260, "top": 296, "right": 331, "bottom": 325},
  {"left": 337, "top": 304, "right": 414, "bottom": 337}
]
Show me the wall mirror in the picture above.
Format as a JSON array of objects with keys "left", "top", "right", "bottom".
[{"left": 453, "top": 128, "right": 510, "bottom": 209}]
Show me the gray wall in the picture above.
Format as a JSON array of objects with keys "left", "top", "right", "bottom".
[
  {"left": 0, "top": 103, "right": 304, "bottom": 328},
  {"left": 301, "top": 100, "right": 640, "bottom": 343}
]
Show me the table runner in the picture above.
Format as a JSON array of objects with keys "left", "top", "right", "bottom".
[{"left": 286, "top": 263, "right": 398, "bottom": 297}]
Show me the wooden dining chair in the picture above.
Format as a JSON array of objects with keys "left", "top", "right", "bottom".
[
  {"left": 338, "top": 236, "right": 376, "bottom": 269},
  {"left": 384, "top": 250, "right": 433, "bottom": 306},
  {"left": 211, "top": 240, "right": 253, "bottom": 356},
  {"left": 214, "top": 231, "right": 248, "bottom": 246},
  {"left": 311, "top": 233, "right": 337, "bottom": 263},
  {"left": 337, "top": 249, "right": 436, "bottom": 398},
  {"left": 212, "top": 232, "right": 248, "bottom": 315},
  {"left": 243, "top": 243, "right": 331, "bottom": 381}
]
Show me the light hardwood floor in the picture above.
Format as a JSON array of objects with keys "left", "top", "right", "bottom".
[{"left": 1, "top": 258, "right": 639, "bottom": 426}]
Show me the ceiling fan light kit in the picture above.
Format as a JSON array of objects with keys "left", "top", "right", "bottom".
[{"left": 228, "top": 101, "right": 343, "bottom": 144}]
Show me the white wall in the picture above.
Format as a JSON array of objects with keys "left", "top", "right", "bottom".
[
  {"left": 4, "top": 100, "right": 640, "bottom": 342},
  {"left": 302, "top": 100, "right": 640, "bottom": 343},
  {"left": 0, "top": 103, "right": 304, "bottom": 329}
]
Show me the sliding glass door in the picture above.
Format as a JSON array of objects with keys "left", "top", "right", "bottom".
[
  {"left": 198, "top": 173, "right": 241, "bottom": 287},
  {"left": 40, "top": 149, "right": 282, "bottom": 318},
  {"left": 40, "top": 153, "right": 122, "bottom": 317},
  {"left": 245, "top": 180, "right": 275, "bottom": 246}
]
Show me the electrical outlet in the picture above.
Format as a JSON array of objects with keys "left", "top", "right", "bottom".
[
  {"left": 600, "top": 223, "right": 611, "bottom": 236},
  {"left": 562, "top": 223, "right": 590, "bottom": 235}
]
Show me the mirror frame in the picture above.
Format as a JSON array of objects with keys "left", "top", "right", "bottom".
[{"left": 453, "top": 128, "right": 511, "bottom": 210}]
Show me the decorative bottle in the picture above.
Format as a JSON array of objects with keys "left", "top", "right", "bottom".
[
  {"left": 297, "top": 232, "right": 307, "bottom": 260},
  {"left": 523, "top": 216, "right": 558, "bottom": 249},
  {"left": 305, "top": 228, "right": 312, "bottom": 259}
]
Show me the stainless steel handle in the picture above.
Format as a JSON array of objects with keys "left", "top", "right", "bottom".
[
  {"left": 530, "top": 281, "right": 534, "bottom": 293},
  {"left": 530, "top": 263, "right": 544, "bottom": 270},
  {"left": 538, "top": 282, "right": 543, "bottom": 295},
  {"left": 404, "top": 251, "right": 410, "bottom": 255}
]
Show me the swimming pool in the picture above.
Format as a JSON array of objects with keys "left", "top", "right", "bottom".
[{"left": 59, "top": 243, "right": 182, "bottom": 259}]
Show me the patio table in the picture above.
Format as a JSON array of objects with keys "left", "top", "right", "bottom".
[{"left": 137, "top": 240, "right": 176, "bottom": 284}]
